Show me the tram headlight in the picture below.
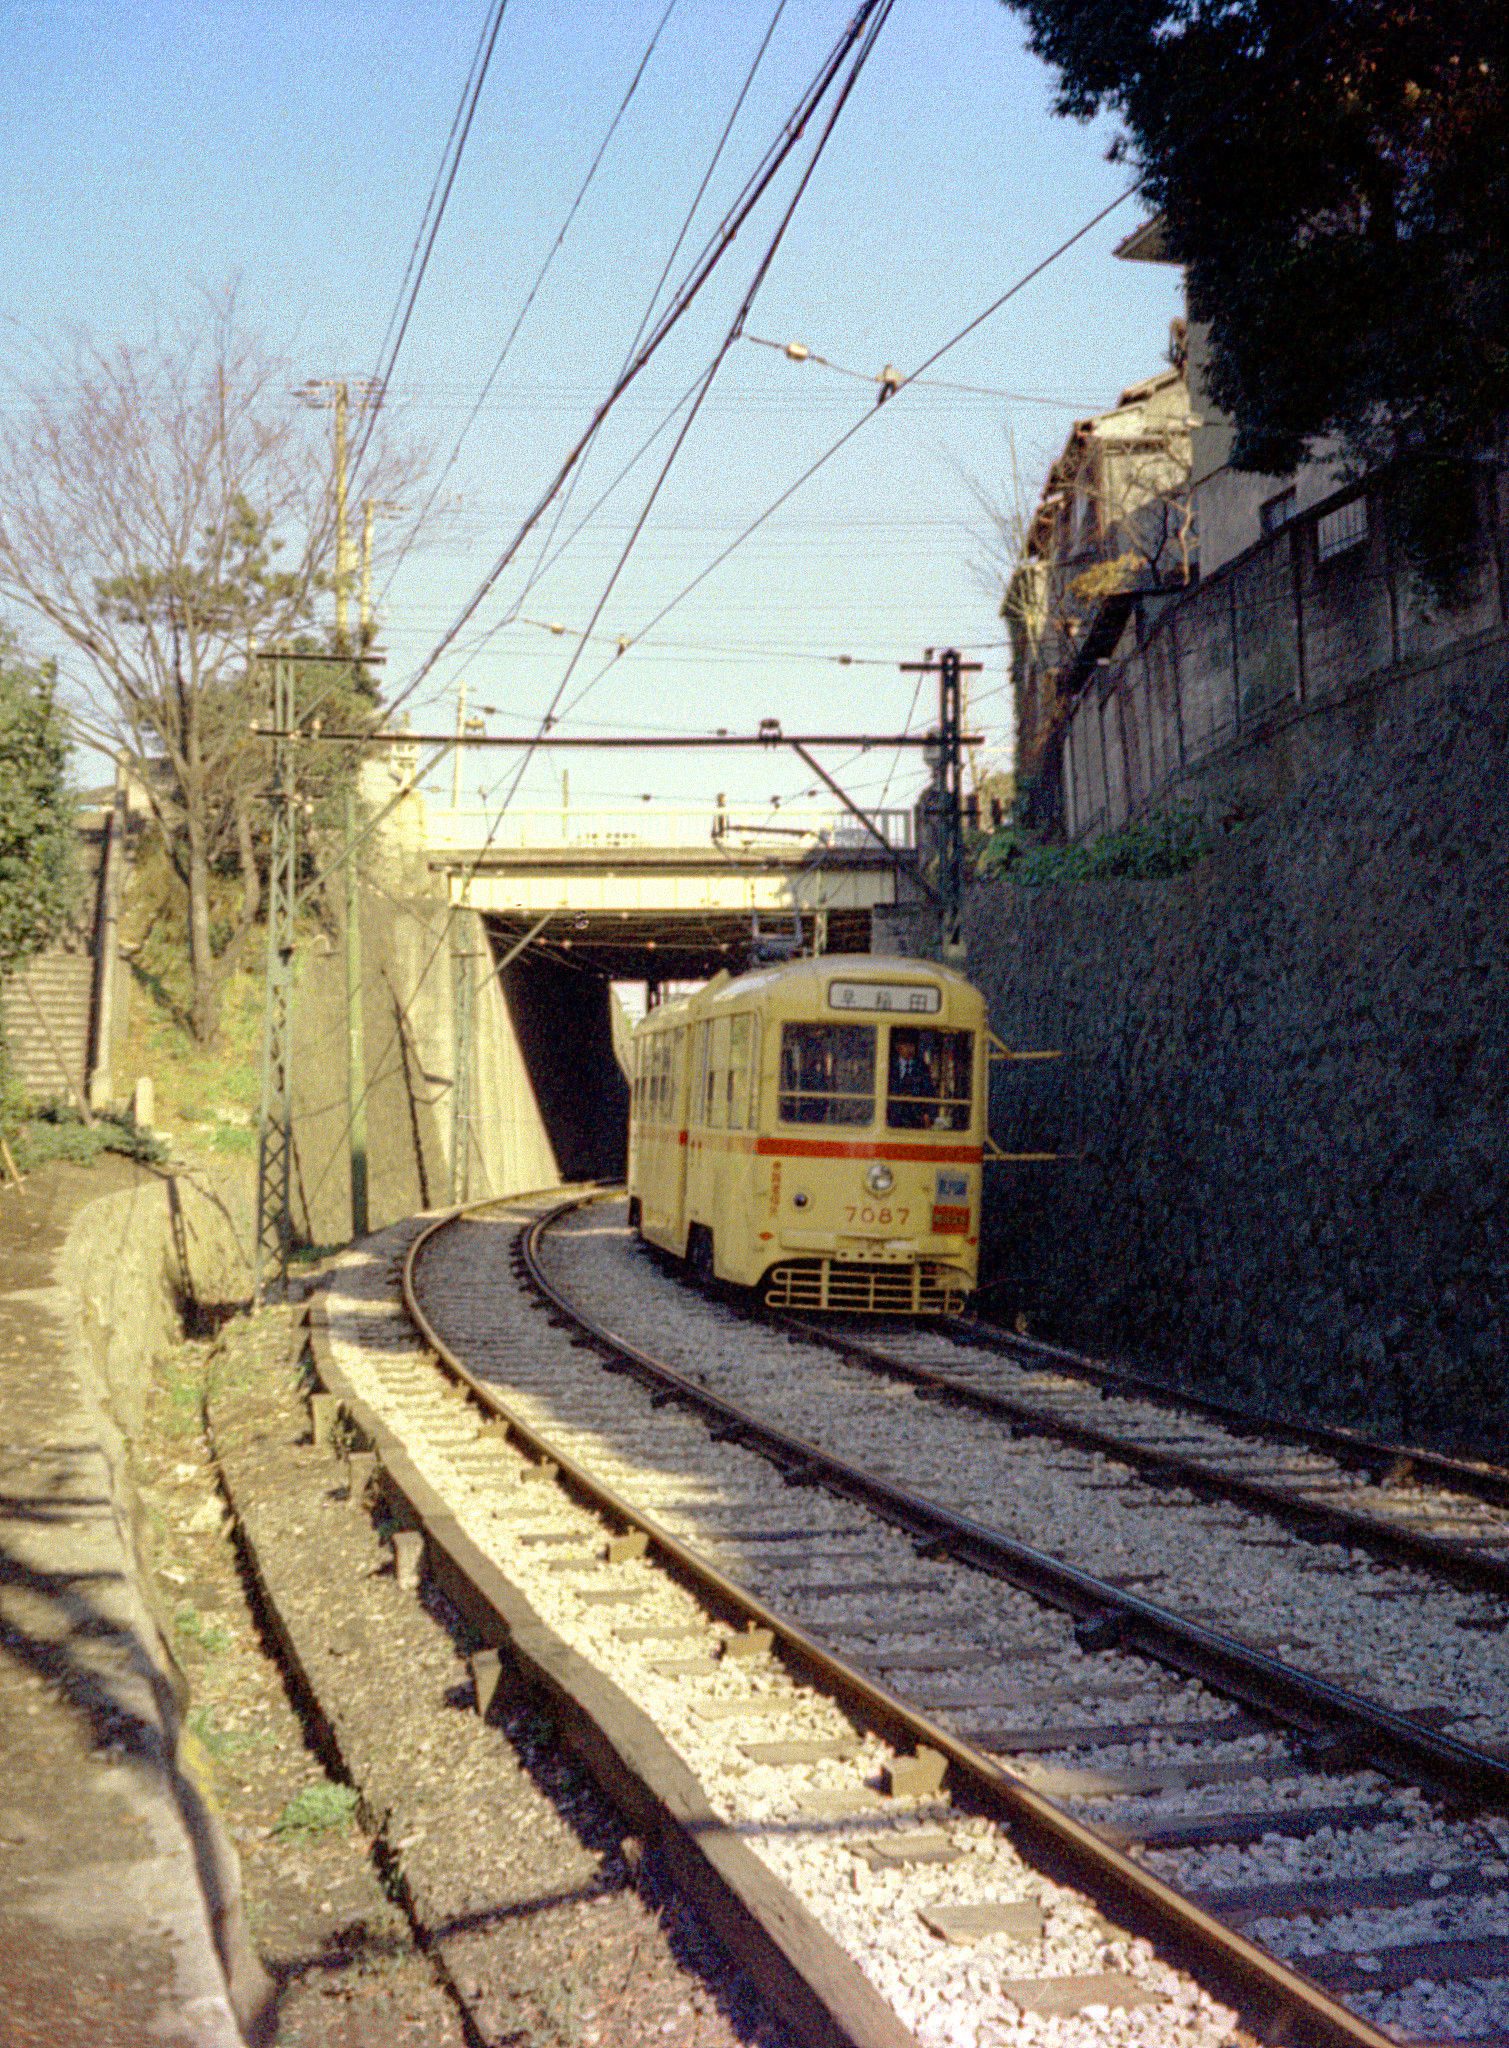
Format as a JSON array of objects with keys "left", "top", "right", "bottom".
[
  {"left": 792, "top": 1190, "right": 810, "bottom": 1209},
  {"left": 865, "top": 1163, "right": 894, "bottom": 1196}
]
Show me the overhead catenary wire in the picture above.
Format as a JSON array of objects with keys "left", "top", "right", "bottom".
[
  {"left": 291, "top": 0, "right": 1358, "bottom": 1227},
  {"left": 552, "top": 184, "right": 1140, "bottom": 733},
  {"left": 351, "top": 0, "right": 512, "bottom": 488},
  {"left": 479, "top": 0, "right": 896, "bottom": 835},
  {"left": 295, "top": 1, "right": 895, "bottom": 1226},
  {"left": 376, "top": 0, "right": 893, "bottom": 738},
  {"left": 375, "top": 0, "right": 686, "bottom": 610},
  {"left": 549, "top": 0, "right": 1363, "bottom": 736},
  {"left": 742, "top": 334, "right": 1098, "bottom": 409},
  {"left": 483, "top": 0, "right": 793, "bottom": 639}
]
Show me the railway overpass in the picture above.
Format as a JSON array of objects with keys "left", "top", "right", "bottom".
[
  {"left": 427, "top": 799, "right": 926, "bottom": 982},
  {"left": 288, "top": 788, "right": 933, "bottom": 1250}
]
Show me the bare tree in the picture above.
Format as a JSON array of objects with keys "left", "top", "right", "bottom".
[{"left": 0, "top": 290, "right": 426, "bottom": 1044}]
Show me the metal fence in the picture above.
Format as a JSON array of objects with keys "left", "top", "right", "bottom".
[{"left": 1060, "top": 469, "right": 1508, "bottom": 839}]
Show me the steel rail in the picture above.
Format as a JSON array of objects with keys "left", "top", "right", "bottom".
[
  {"left": 399, "top": 1193, "right": 1410, "bottom": 2048},
  {"left": 947, "top": 1317, "right": 1509, "bottom": 1511},
  {"left": 503, "top": 1204, "right": 1509, "bottom": 1804},
  {"left": 769, "top": 1314, "right": 1509, "bottom": 1601}
]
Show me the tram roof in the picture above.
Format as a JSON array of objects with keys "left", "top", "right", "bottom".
[{"left": 635, "top": 954, "right": 978, "bottom": 1030}]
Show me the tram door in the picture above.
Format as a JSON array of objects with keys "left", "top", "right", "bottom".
[{"left": 665, "top": 1024, "right": 690, "bottom": 1243}]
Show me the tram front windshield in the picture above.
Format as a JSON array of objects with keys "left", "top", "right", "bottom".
[
  {"left": 779, "top": 1023, "right": 874, "bottom": 1125},
  {"left": 886, "top": 1027, "right": 973, "bottom": 1131},
  {"left": 778, "top": 1023, "right": 973, "bottom": 1132}
]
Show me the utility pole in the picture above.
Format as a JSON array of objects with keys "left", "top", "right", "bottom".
[
  {"left": 450, "top": 903, "right": 476, "bottom": 1207},
  {"left": 899, "top": 646, "right": 982, "bottom": 967},
  {"left": 452, "top": 675, "right": 467, "bottom": 807},
  {"left": 360, "top": 497, "right": 403, "bottom": 643},
  {"left": 255, "top": 648, "right": 297, "bottom": 1305},
  {"left": 293, "top": 376, "right": 382, "bottom": 650},
  {"left": 333, "top": 382, "right": 350, "bottom": 645},
  {"left": 345, "top": 785, "right": 368, "bottom": 1239}
]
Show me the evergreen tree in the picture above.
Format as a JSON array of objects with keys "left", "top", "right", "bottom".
[
  {"left": 0, "top": 630, "right": 74, "bottom": 982},
  {"left": 999, "top": 0, "right": 1509, "bottom": 588}
]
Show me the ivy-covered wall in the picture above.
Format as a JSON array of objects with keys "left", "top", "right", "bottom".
[{"left": 968, "top": 630, "right": 1509, "bottom": 1450}]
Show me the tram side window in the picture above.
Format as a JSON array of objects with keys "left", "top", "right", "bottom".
[
  {"left": 653, "top": 1035, "right": 666, "bottom": 1122},
  {"left": 886, "top": 1027, "right": 973, "bottom": 1132},
  {"left": 707, "top": 1016, "right": 729, "bottom": 1129},
  {"left": 727, "top": 1014, "right": 750, "bottom": 1131},
  {"left": 779, "top": 1023, "right": 874, "bottom": 1126},
  {"left": 693, "top": 1023, "right": 709, "bottom": 1128},
  {"left": 671, "top": 1026, "right": 685, "bottom": 1123}
]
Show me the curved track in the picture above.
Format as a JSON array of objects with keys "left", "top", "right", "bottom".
[{"left": 377, "top": 1191, "right": 1509, "bottom": 2048}]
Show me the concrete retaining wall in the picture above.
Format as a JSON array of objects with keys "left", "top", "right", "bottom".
[
  {"left": 290, "top": 894, "right": 558, "bottom": 1247},
  {"left": 968, "top": 631, "right": 1509, "bottom": 1447}
]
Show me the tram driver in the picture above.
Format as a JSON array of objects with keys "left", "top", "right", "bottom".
[{"left": 888, "top": 1030, "right": 938, "bottom": 1129}]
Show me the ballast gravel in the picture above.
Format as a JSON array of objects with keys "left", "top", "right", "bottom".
[
  {"left": 325, "top": 1217, "right": 1251, "bottom": 2048},
  {"left": 517, "top": 1203, "right": 1509, "bottom": 2044},
  {"left": 537, "top": 1212, "right": 1509, "bottom": 1744}
]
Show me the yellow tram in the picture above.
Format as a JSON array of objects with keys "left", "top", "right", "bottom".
[{"left": 626, "top": 955, "right": 986, "bottom": 1312}]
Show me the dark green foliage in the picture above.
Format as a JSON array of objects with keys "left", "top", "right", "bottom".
[
  {"left": 1000, "top": 0, "right": 1509, "bottom": 598},
  {"left": 979, "top": 801, "right": 1214, "bottom": 884},
  {"left": 0, "top": 632, "right": 75, "bottom": 978},
  {"left": 8, "top": 1104, "right": 169, "bottom": 1171}
]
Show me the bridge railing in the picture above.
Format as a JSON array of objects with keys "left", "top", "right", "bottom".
[{"left": 427, "top": 805, "right": 916, "bottom": 854}]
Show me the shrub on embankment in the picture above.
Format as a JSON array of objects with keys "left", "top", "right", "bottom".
[{"left": 967, "top": 631, "right": 1509, "bottom": 1450}]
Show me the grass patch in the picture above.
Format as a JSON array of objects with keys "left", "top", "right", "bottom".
[
  {"left": 273, "top": 1781, "right": 360, "bottom": 1838},
  {"left": 980, "top": 801, "right": 1216, "bottom": 886},
  {"left": 118, "top": 937, "right": 264, "bottom": 1134},
  {"left": 174, "top": 1604, "right": 229, "bottom": 1656},
  {"left": 162, "top": 1371, "right": 205, "bottom": 1440},
  {"left": 6, "top": 1104, "right": 169, "bottom": 1172},
  {"left": 187, "top": 1707, "right": 275, "bottom": 1762}
]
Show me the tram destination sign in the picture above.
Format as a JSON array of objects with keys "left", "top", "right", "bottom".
[{"left": 828, "top": 980, "right": 941, "bottom": 1015}]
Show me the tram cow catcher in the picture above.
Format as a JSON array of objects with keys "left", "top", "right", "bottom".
[{"left": 628, "top": 956, "right": 985, "bottom": 1312}]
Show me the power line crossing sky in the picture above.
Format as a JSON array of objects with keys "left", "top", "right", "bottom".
[{"left": 1, "top": 0, "right": 1180, "bottom": 816}]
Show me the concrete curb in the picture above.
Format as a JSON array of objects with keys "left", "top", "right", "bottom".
[
  {"left": 274, "top": 1277, "right": 918, "bottom": 2048},
  {"left": 4, "top": 1171, "right": 274, "bottom": 2045}
]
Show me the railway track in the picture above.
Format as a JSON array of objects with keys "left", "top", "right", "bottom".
[
  {"left": 311, "top": 1190, "right": 1509, "bottom": 2048},
  {"left": 768, "top": 1315, "right": 1509, "bottom": 1604}
]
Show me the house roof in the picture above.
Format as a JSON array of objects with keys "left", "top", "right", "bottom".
[{"left": 1113, "top": 216, "right": 1173, "bottom": 263}]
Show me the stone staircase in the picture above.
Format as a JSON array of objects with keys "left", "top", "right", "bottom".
[{"left": 2, "top": 952, "right": 96, "bottom": 1104}]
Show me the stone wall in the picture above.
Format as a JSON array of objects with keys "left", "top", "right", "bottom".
[{"left": 967, "top": 630, "right": 1509, "bottom": 1449}]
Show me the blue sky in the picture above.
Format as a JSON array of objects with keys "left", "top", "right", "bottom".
[{"left": 2, "top": 0, "right": 1181, "bottom": 821}]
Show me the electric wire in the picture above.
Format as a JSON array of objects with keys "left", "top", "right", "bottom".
[
  {"left": 374, "top": 0, "right": 890, "bottom": 737},
  {"left": 375, "top": 0, "right": 684, "bottom": 609},
  {"left": 549, "top": 0, "right": 1363, "bottom": 733},
  {"left": 352, "top": 0, "right": 511, "bottom": 486},
  {"left": 742, "top": 334, "right": 1098, "bottom": 408},
  {"left": 369, "top": 5, "right": 500, "bottom": 384},
  {"left": 477, "top": 0, "right": 791, "bottom": 652},
  {"left": 289, "top": 0, "right": 1360, "bottom": 1229},
  {"left": 296, "top": 0, "right": 893, "bottom": 1224},
  {"left": 481, "top": 0, "right": 895, "bottom": 837}
]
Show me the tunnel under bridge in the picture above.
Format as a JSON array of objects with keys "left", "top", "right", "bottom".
[{"left": 446, "top": 801, "right": 926, "bottom": 1182}]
